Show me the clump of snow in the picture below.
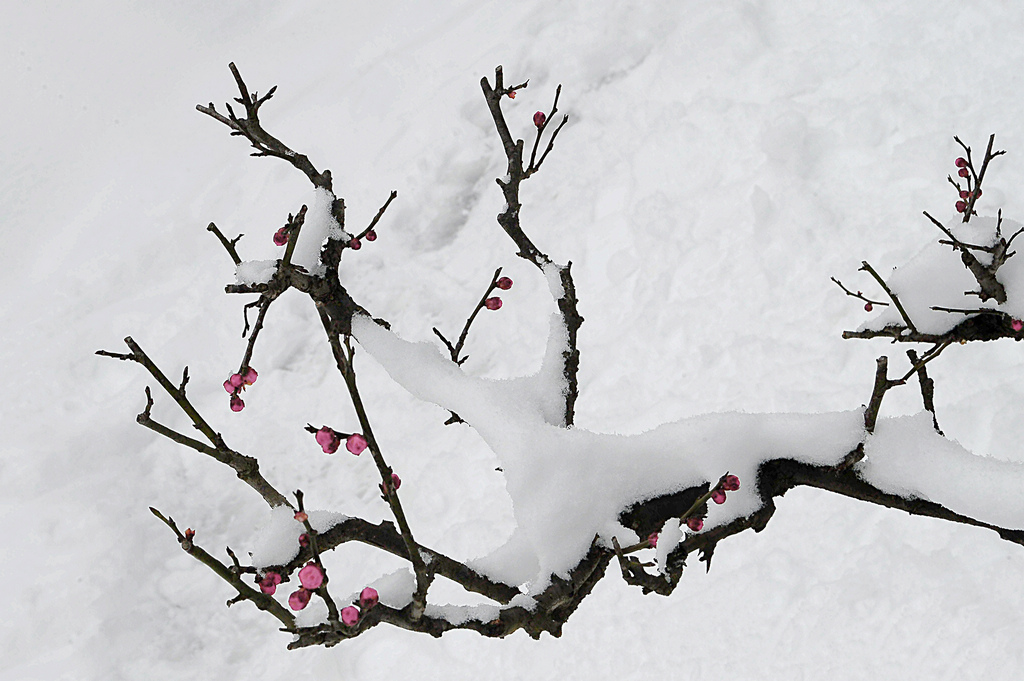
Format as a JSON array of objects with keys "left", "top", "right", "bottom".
[
  {"left": 352, "top": 313, "right": 867, "bottom": 590},
  {"left": 250, "top": 506, "right": 348, "bottom": 569},
  {"left": 290, "top": 187, "right": 342, "bottom": 276},
  {"left": 359, "top": 569, "right": 416, "bottom": 610},
  {"left": 655, "top": 518, "right": 682, "bottom": 574},
  {"left": 861, "top": 215, "right": 1024, "bottom": 334},
  {"left": 859, "top": 412, "right": 1024, "bottom": 529},
  {"left": 425, "top": 602, "right": 500, "bottom": 625},
  {"left": 235, "top": 259, "right": 278, "bottom": 285}
]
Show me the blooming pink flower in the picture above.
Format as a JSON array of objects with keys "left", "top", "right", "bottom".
[
  {"left": 298, "top": 563, "right": 324, "bottom": 590},
  {"left": 259, "top": 572, "right": 282, "bottom": 595},
  {"left": 289, "top": 588, "right": 311, "bottom": 611},
  {"left": 955, "top": 157, "right": 968, "bottom": 168},
  {"left": 242, "top": 367, "right": 257, "bottom": 385},
  {"left": 349, "top": 238, "right": 361, "bottom": 250},
  {"left": 315, "top": 427, "right": 340, "bottom": 454},
  {"left": 229, "top": 395, "right": 245, "bottom": 412},
  {"left": 298, "top": 533, "right": 310, "bottom": 548},
  {"left": 273, "top": 228, "right": 288, "bottom": 246},
  {"left": 346, "top": 433, "right": 368, "bottom": 455},
  {"left": 533, "top": 111, "right": 546, "bottom": 128},
  {"left": 686, "top": 517, "right": 704, "bottom": 532},
  {"left": 647, "top": 532, "right": 658, "bottom": 548},
  {"left": 360, "top": 587, "right": 379, "bottom": 609},
  {"left": 496, "top": 277, "right": 513, "bottom": 290},
  {"left": 294, "top": 510, "right": 308, "bottom": 522},
  {"left": 341, "top": 606, "right": 359, "bottom": 626},
  {"left": 365, "top": 230, "right": 377, "bottom": 242},
  {"left": 1013, "top": 319, "right": 1023, "bottom": 332},
  {"left": 711, "top": 490, "right": 727, "bottom": 505},
  {"left": 484, "top": 297, "right": 502, "bottom": 310},
  {"left": 958, "top": 168, "right": 970, "bottom": 178},
  {"left": 723, "top": 475, "right": 740, "bottom": 491}
]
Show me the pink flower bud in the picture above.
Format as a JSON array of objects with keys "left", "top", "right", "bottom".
[
  {"left": 959, "top": 190, "right": 970, "bottom": 199},
  {"left": 298, "top": 563, "right": 324, "bottom": 590},
  {"left": 975, "top": 188, "right": 982, "bottom": 197},
  {"left": 294, "top": 510, "right": 308, "bottom": 522},
  {"left": 365, "top": 230, "right": 377, "bottom": 242},
  {"left": 533, "top": 111, "right": 546, "bottom": 128},
  {"left": 686, "top": 517, "right": 704, "bottom": 532},
  {"left": 864, "top": 302, "right": 873, "bottom": 312},
  {"left": 349, "top": 238, "right": 361, "bottom": 250},
  {"left": 711, "top": 490, "right": 727, "bottom": 505},
  {"left": 259, "top": 572, "right": 282, "bottom": 595},
  {"left": 1013, "top": 319, "right": 1023, "bottom": 332},
  {"left": 341, "top": 606, "right": 360, "bottom": 626},
  {"left": 507, "top": 90, "right": 516, "bottom": 99},
  {"left": 315, "top": 427, "right": 340, "bottom": 454},
  {"left": 723, "top": 475, "right": 740, "bottom": 491},
  {"left": 484, "top": 297, "right": 502, "bottom": 310},
  {"left": 223, "top": 379, "right": 236, "bottom": 394},
  {"left": 242, "top": 367, "right": 257, "bottom": 385},
  {"left": 346, "top": 433, "right": 368, "bottom": 455},
  {"left": 229, "top": 395, "right": 245, "bottom": 412},
  {"left": 359, "top": 587, "right": 379, "bottom": 609},
  {"left": 228, "top": 373, "right": 244, "bottom": 388},
  {"left": 289, "top": 588, "right": 311, "bottom": 611},
  {"left": 958, "top": 168, "right": 970, "bottom": 178},
  {"left": 273, "top": 229, "right": 288, "bottom": 246},
  {"left": 298, "top": 533, "right": 310, "bottom": 548},
  {"left": 391, "top": 473, "right": 401, "bottom": 490},
  {"left": 955, "top": 157, "right": 968, "bottom": 168},
  {"left": 647, "top": 532, "right": 658, "bottom": 548},
  {"left": 956, "top": 201, "right": 967, "bottom": 213},
  {"left": 496, "top": 277, "right": 513, "bottom": 290}
]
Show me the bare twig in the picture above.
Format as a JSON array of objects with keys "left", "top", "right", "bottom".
[
  {"left": 356, "top": 190, "right": 398, "bottom": 240},
  {"left": 859, "top": 261, "right": 917, "bottom": 332},
  {"left": 207, "top": 223, "right": 243, "bottom": 264}
]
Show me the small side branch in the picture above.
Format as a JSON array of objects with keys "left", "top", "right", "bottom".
[
  {"left": 207, "top": 223, "right": 243, "bottom": 265},
  {"left": 859, "top": 261, "right": 917, "bottom": 333},
  {"left": 907, "top": 348, "right": 942, "bottom": 434}
]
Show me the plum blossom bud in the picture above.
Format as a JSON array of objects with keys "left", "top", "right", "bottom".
[
  {"left": 346, "top": 433, "right": 368, "bottom": 455},
  {"left": 723, "top": 475, "right": 740, "bottom": 491},
  {"left": 686, "top": 517, "right": 704, "bottom": 532},
  {"left": 359, "top": 587, "right": 379, "bottom": 609},
  {"left": 289, "top": 588, "right": 311, "bottom": 611},
  {"left": 349, "top": 238, "right": 361, "bottom": 250},
  {"left": 259, "top": 572, "right": 282, "bottom": 595},
  {"left": 864, "top": 302, "right": 873, "bottom": 312},
  {"left": 229, "top": 395, "right": 245, "bottom": 412},
  {"left": 647, "top": 532, "right": 658, "bottom": 548},
  {"left": 298, "top": 533, "right": 310, "bottom": 548},
  {"left": 533, "top": 111, "right": 546, "bottom": 128},
  {"left": 341, "top": 606, "right": 359, "bottom": 626},
  {"left": 315, "top": 427, "right": 340, "bottom": 454},
  {"left": 391, "top": 473, "right": 401, "bottom": 490},
  {"left": 956, "top": 201, "right": 967, "bottom": 213},
  {"left": 223, "top": 379, "right": 236, "bottom": 394},
  {"left": 496, "top": 277, "right": 513, "bottom": 290},
  {"left": 958, "top": 168, "right": 970, "bottom": 178},
  {"left": 298, "top": 563, "right": 324, "bottom": 590},
  {"left": 294, "top": 510, "right": 308, "bottom": 522},
  {"left": 242, "top": 367, "right": 258, "bottom": 385},
  {"left": 955, "top": 157, "right": 968, "bottom": 168},
  {"left": 1013, "top": 319, "right": 1023, "bottom": 332},
  {"left": 365, "top": 230, "right": 377, "bottom": 242},
  {"left": 484, "top": 297, "right": 502, "bottom": 310},
  {"left": 273, "top": 228, "right": 288, "bottom": 246},
  {"left": 711, "top": 490, "right": 727, "bottom": 505},
  {"left": 959, "top": 190, "right": 970, "bottom": 199},
  {"left": 227, "top": 373, "right": 244, "bottom": 389},
  {"left": 507, "top": 90, "right": 516, "bottom": 99}
]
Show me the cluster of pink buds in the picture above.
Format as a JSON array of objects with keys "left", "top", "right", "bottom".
[
  {"left": 379, "top": 472, "right": 402, "bottom": 496},
  {"left": 335, "top": 587, "right": 380, "bottom": 627},
  {"left": 1012, "top": 319, "right": 1023, "bottom": 332},
  {"left": 223, "top": 367, "right": 257, "bottom": 412},
  {"left": 955, "top": 188, "right": 981, "bottom": 214},
  {"left": 288, "top": 562, "right": 326, "bottom": 611},
  {"left": 312, "top": 426, "right": 368, "bottom": 456},
  {"left": 533, "top": 111, "right": 546, "bottom": 128},
  {"left": 258, "top": 571, "right": 282, "bottom": 595},
  {"left": 348, "top": 230, "right": 378, "bottom": 251},
  {"left": 956, "top": 157, "right": 970, "bottom": 177},
  {"left": 484, "top": 276, "right": 513, "bottom": 311},
  {"left": 273, "top": 226, "right": 289, "bottom": 246},
  {"left": 711, "top": 474, "right": 741, "bottom": 505}
]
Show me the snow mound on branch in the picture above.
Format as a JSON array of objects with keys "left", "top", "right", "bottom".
[
  {"left": 292, "top": 186, "right": 343, "bottom": 277},
  {"left": 250, "top": 505, "right": 349, "bottom": 569},
  {"left": 861, "top": 215, "right": 1024, "bottom": 335},
  {"left": 235, "top": 259, "right": 278, "bottom": 285},
  {"left": 352, "top": 313, "right": 867, "bottom": 590}
]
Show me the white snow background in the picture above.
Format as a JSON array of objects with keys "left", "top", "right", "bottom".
[{"left": 4, "top": 2, "right": 1024, "bottom": 679}]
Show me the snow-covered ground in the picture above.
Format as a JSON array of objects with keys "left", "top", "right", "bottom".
[{"left": 4, "top": 2, "right": 1024, "bottom": 679}]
